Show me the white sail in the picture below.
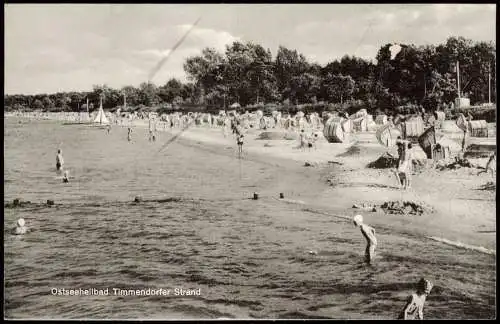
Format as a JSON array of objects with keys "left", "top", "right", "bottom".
[{"left": 93, "top": 99, "right": 110, "bottom": 125}]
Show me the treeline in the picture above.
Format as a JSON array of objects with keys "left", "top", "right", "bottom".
[{"left": 4, "top": 36, "right": 496, "bottom": 114}]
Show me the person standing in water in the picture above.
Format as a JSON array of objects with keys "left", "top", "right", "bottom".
[
  {"left": 56, "top": 149, "right": 64, "bottom": 171},
  {"left": 127, "top": 127, "right": 132, "bottom": 142},
  {"left": 13, "top": 218, "right": 27, "bottom": 235},
  {"left": 398, "top": 278, "right": 433, "bottom": 320},
  {"left": 353, "top": 214, "right": 377, "bottom": 265}
]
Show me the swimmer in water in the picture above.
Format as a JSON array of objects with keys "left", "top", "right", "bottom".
[
  {"left": 63, "top": 170, "right": 69, "bottom": 183},
  {"left": 13, "top": 218, "right": 27, "bottom": 235},
  {"left": 353, "top": 214, "right": 377, "bottom": 265},
  {"left": 398, "top": 278, "right": 433, "bottom": 320},
  {"left": 56, "top": 149, "right": 64, "bottom": 171}
]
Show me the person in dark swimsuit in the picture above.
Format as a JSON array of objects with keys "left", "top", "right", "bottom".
[
  {"left": 127, "top": 127, "right": 132, "bottom": 142},
  {"left": 237, "top": 134, "right": 244, "bottom": 157},
  {"left": 56, "top": 149, "right": 64, "bottom": 171}
]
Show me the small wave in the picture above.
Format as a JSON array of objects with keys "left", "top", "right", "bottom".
[
  {"left": 48, "top": 269, "right": 99, "bottom": 279},
  {"left": 426, "top": 236, "right": 495, "bottom": 255},
  {"left": 169, "top": 304, "right": 233, "bottom": 319},
  {"left": 204, "top": 298, "right": 262, "bottom": 308},
  {"left": 279, "top": 310, "right": 332, "bottom": 319}
]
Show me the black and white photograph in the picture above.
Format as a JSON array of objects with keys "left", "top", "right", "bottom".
[{"left": 4, "top": 3, "right": 496, "bottom": 320}]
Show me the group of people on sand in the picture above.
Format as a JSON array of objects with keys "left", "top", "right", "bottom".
[
  {"left": 352, "top": 213, "right": 433, "bottom": 319},
  {"left": 299, "top": 129, "right": 319, "bottom": 151}
]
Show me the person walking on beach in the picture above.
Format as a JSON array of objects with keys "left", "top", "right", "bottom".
[
  {"left": 353, "top": 214, "right": 377, "bottom": 265},
  {"left": 461, "top": 127, "right": 468, "bottom": 152},
  {"left": 398, "top": 278, "right": 433, "bottom": 320},
  {"left": 13, "top": 218, "right": 27, "bottom": 235},
  {"left": 478, "top": 151, "right": 496, "bottom": 177},
  {"left": 237, "top": 134, "right": 244, "bottom": 158},
  {"left": 395, "top": 137, "right": 413, "bottom": 190},
  {"left": 149, "top": 130, "right": 156, "bottom": 142},
  {"left": 56, "top": 149, "right": 64, "bottom": 172},
  {"left": 299, "top": 129, "right": 307, "bottom": 151},
  {"left": 395, "top": 137, "right": 405, "bottom": 187},
  {"left": 107, "top": 124, "right": 111, "bottom": 134},
  {"left": 399, "top": 142, "right": 414, "bottom": 190}
]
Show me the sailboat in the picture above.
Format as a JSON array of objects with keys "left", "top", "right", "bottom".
[{"left": 93, "top": 97, "right": 110, "bottom": 126}]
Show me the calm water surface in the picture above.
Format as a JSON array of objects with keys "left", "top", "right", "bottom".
[{"left": 4, "top": 118, "right": 495, "bottom": 319}]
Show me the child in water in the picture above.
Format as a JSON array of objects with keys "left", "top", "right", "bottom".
[
  {"left": 353, "top": 214, "right": 377, "bottom": 265},
  {"left": 398, "top": 278, "right": 433, "bottom": 320},
  {"left": 63, "top": 170, "right": 69, "bottom": 183},
  {"left": 13, "top": 218, "right": 27, "bottom": 235}
]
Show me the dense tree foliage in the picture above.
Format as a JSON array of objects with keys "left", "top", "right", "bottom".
[{"left": 4, "top": 37, "right": 496, "bottom": 113}]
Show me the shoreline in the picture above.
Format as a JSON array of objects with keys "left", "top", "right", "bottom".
[
  {"left": 5, "top": 114, "right": 496, "bottom": 252},
  {"left": 128, "top": 117, "right": 496, "bottom": 252}
]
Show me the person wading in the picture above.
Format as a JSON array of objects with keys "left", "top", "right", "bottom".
[
  {"left": 127, "top": 127, "right": 132, "bottom": 142},
  {"left": 13, "top": 218, "right": 28, "bottom": 235},
  {"left": 353, "top": 214, "right": 377, "bottom": 265},
  {"left": 398, "top": 278, "right": 433, "bottom": 320},
  {"left": 56, "top": 149, "right": 64, "bottom": 172}
]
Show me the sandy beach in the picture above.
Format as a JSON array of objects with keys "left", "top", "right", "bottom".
[{"left": 150, "top": 120, "right": 496, "bottom": 252}]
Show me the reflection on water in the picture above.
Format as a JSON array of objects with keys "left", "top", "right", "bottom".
[{"left": 4, "top": 118, "right": 495, "bottom": 319}]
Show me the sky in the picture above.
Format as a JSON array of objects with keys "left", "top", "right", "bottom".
[{"left": 4, "top": 3, "right": 496, "bottom": 95}]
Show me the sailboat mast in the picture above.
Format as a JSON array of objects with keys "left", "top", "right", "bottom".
[
  {"left": 488, "top": 61, "right": 491, "bottom": 104},
  {"left": 100, "top": 96, "right": 103, "bottom": 124}
]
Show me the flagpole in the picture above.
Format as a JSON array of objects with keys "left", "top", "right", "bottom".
[{"left": 488, "top": 61, "right": 491, "bottom": 104}]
